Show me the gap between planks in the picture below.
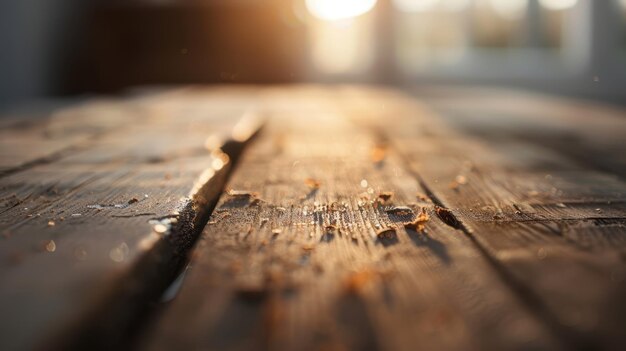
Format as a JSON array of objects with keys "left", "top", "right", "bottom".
[{"left": 42, "top": 115, "right": 264, "bottom": 351}]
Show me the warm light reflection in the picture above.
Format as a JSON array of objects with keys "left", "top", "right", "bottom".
[
  {"left": 538, "top": 0, "right": 577, "bottom": 10},
  {"left": 393, "top": 0, "right": 439, "bottom": 12},
  {"left": 305, "top": 0, "right": 378, "bottom": 21},
  {"left": 488, "top": 0, "right": 528, "bottom": 19},
  {"left": 394, "top": 0, "right": 471, "bottom": 12},
  {"left": 309, "top": 17, "right": 374, "bottom": 74},
  {"left": 441, "top": 0, "right": 471, "bottom": 11}
]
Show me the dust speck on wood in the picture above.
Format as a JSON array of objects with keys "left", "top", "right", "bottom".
[
  {"left": 227, "top": 189, "right": 260, "bottom": 198},
  {"left": 343, "top": 269, "right": 378, "bottom": 295},
  {"left": 370, "top": 144, "right": 387, "bottom": 163},
  {"left": 404, "top": 207, "right": 430, "bottom": 232},
  {"left": 435, "top": 206, "right": 461, "bottom": 229},
  {"left": 384, "top": 206, "right": 413, "bottom": 217},
  {"left": 376, "top": 227, "right": 397, "bottom": 239},
  {"left": 304, "top": 178, "right": 321, "bottom": 189},
  {"left": 377, "top": 191, "right": 394, "bottom": 204}
]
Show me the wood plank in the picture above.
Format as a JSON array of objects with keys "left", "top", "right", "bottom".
[
  {"left": 0, "top": 87, "right": 262, "bottom": 351},
  {"left": 138, "top": 91, "right": 558, "bottom": 351},
  {"left": 0, "top": 98, "right": 137, "bottom": 176},
  {"left": 409, "top": 85, "right": 626, "bottom": 177},
  {"left": 341, "top": 86, "right": 626, "bottom": 349}
]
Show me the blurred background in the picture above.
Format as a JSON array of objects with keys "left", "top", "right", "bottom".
[{"left": 1, "top": 0, "right": 626, "bottom": 110}]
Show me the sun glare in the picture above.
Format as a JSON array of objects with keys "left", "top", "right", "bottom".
[
  {"left": 305, "top": 0, "right": 378, "bottom": 21},
  {"left": 538, "top": 0, "right": 578, "bottom": 11}
]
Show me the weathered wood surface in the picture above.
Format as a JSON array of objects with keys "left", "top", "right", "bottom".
[
  {"left": 0, "top": 99, "right": 129, "bottom": 176},
  {"left": 410, "top": 85, "right": 626, "bottom": 178},
  {"left": 137, "top": 86, "right": 626, "bottom": 351},
  {"left": 1, "top": 85, "right": 626, "bottom": 351},
  {"left": 341, "top": 87, "right": 626, "bottom": 349},
  {"left": 139, "top": 101, "right": 557, "bottom": 351},
  {"left": 0, "top": 87, "right": 261, "bottom": 351}
]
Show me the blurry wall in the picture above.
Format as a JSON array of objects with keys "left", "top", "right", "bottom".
[
  {"left": 1, "top": 0, "right": 625, "bottom": 109},
  {"left": 0, "top": 0, "right": 307, "bottom": 109},
  {"left": 0, "top": 0, "right": 92, "bottom": 109},
  {"left": 74, "top": 0, "right": 306, "bottom": 92}
]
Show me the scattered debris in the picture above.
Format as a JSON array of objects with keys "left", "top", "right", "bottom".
[
  {"left": 272, "top": 228, "right": 282, "bottom": 236},
  {"left": 250, "top": 198, "right": 264, "bottom": 206},
  {"left": 149, "top": 216, "right": 178, "bottom": 235},
  {"left": 385, "top": 206, "right": 414, "bottom": 216},
  {"left": 71, "top": 213, "right": 82, "bottom": 217},
  {"left": 377, "top": 191, "right": 394, "bottom": 204},
  {"left": 325, "top": 224, "right": 337, "bottom": 232},
  {"left": 455, "top": 175, "right": 467, "bottom": 185},
  {"left": 556, "top": 203, "right": 567, "bottom": 208},
  {"left": 370, "top": 144, "right": 387, "bottom": 163},
  {"left": 44, "top": 240, "right": 56, "bottom": 253},
  {"left": 227, "top": 189, "right": 259, "bottom": 198},
  {"left": 330, "top": 202, "right": 349, "bottom": 212},
  {"left": 111, "top": 212, "right": 157, "bottom": 218},
  {"left": 376, "top": 227, "right": 397, "bottom": 239},
  {"left": 128, "top": 197, "right": 139, "bottom": 205},
  {"left": 416, "top": 193, "right": 430, "bottom": 202},
  {"left": 344, "top": 269, "right": 377, "bottom": 295},
  {"left": 321, "top": 225, "right": 337, "bottom": 242},
  {"left": 304, "top": 178, "right": 321, "bottom": 189},
  {"left": 87, "top": 203, "right": 129, "bottom": 210},
  {"left": 153, "top": 224, "right": 168, "bottom": 234},
  {"left": 47, "top": 220, "right": 55, "bottom": 227},
  {"left": 435, "top": 206, "right": 461, "bottom": 229},
  {"left": 449, "top": 175, "right": 468, "bottom": 191},
  {"left": 404, "top": 207, "right": 430, "bottom": 232},
  {"left": 225, "top": 189, "right": 262, "bottom": 207},
  {"left": 360, "top": 179, "right": 368, "bottom": 188}
]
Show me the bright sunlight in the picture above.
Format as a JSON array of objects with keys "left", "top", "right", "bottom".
[{"left": 305, "top": 0, "right": 378, "bottom": 21}]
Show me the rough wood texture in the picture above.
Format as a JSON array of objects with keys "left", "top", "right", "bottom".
[
  {"left": 342, "top": 87, "right": 626, "bottom": 350},
  {"left": 139, "top": 89, "right": 561, "bottom": 351},
  {"left": 2, "top": 85, "right": 626, "bottom": 351},
  {"left": 0, "top": 87, "right": 261, "bottom": 351},
  {"left": 410, "top": 85, "right": 626, "bottom": 178}
]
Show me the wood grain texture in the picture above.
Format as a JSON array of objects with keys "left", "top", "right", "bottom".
[
  {"left": 0, "top": 87, "right": 261, "bottom": 351},
  {"left": 2, "top": 85, "right": 625, "bottom": 351},
  {"left": 341, "top": 86, "right": 626, "bottom": 350},
  {"left": 139, "top": 91, "right": 559, "bottom": 351},
  {"left": 409, "top": 85, "right": 626, "bottom": 178}
]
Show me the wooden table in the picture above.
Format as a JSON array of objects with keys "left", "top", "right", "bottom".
[{"left": 1, "top": 85, "right": 625, "bottom": 351}]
